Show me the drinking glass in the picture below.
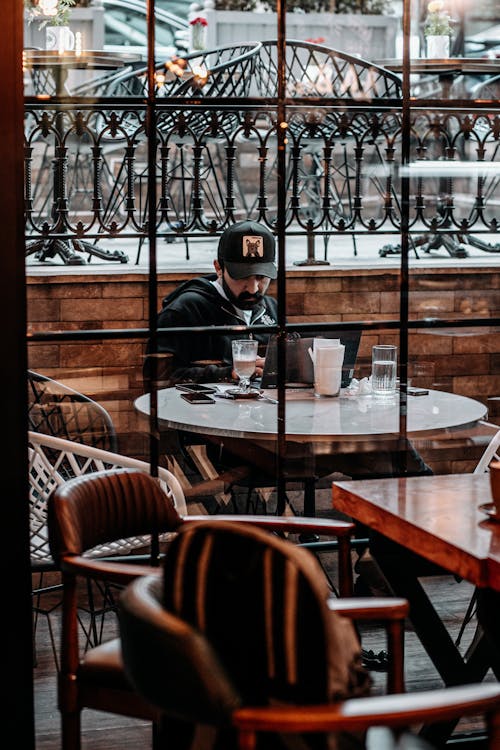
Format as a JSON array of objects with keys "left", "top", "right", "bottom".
[
  {"left": 231, "top": 339, "right": 258, "bottom": 394},
  {"left": 371, "top": 345, "right": 397, "bottom": 397}
]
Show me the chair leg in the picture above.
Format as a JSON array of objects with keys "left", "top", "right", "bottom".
[
  {"left": 61, "top": 712, "right": 83, "bottom": 750},
  {"left": 135, "top": 236, "right": 146, "bottom": 265},
  {"left": 32, "top": 571, "right": 63, "bottom": 670},
  {"left": 33, "top": 602, "right": 61, "bottom": 671},
  {"left": 76, "top": 578, "right": 119, "bottom": 650}
]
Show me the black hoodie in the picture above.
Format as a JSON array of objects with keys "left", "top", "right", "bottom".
[{"left": 144, "top": 275, "right": 278, "bottom": 385}]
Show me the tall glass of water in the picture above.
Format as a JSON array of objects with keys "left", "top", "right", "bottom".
[
  {"left": 371, "top": 345, "right": 397, "bottom": 397},
  {"left": 232, "top": 339, "right": 258, "bottom": 394}
]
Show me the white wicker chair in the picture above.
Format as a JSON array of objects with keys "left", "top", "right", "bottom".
[
  {"left": 29, "top": 430, "right": 187, "bottom": 668},
  {"left": 473, "top": 421, "right": 500, "bottom": 475}
]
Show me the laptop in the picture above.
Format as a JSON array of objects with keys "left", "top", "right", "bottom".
[{"left": 260, "top": 330, "right": 362, "bottom": 390}]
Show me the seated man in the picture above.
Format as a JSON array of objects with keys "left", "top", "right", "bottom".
[
  {"left": 144, "top": 219, "right": 431, "bottom": 475},
  {"left": 145, "top": 221, "right": 431, "bottom": 609},
  {"left": 144, "top": 220, "right": 278, "bottom": 388}
]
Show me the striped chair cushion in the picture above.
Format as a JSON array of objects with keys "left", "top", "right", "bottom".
[{"left": 162, "top": 520, "right": 369, "bottom": 709}]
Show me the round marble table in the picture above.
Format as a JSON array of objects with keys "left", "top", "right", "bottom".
[
  {"left": 135, "top": 386, "right": 488, "bottom": 516},
  {"left": 134, "top": 386, "right": 487, "bottom": 443}
]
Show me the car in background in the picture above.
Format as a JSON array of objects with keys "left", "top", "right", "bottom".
[
  {"left": 465, "top": 22, "right": 500, "bottom": 57},
  {"left": 102, "top": 0, "right": 189, "bottom": 57}
]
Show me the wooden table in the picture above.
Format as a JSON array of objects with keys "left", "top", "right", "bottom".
[
  {"left": 332, "top": 473, "right": 500, "bottom": 743},
  {"left": 333, "top": 473, "right": 500, "bottom": 589}
]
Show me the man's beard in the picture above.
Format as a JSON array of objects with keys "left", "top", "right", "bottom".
[{"left": 222, "top": 277, "right": 263, "bottom": 310}]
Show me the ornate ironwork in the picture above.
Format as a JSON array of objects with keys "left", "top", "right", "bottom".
[{"left": 23, "top": 40, "right": 500, "bottom": 263}]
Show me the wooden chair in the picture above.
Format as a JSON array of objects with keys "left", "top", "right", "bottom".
[
  {"left": 118, "top": 522, "right": 500, "bottom": 749},
  {"left": 48, "top": 467, "right": 368, "bottom": 750},
  {"left": 233, "top": 684, "right": 500, "bottom": 749},
  {"left": 29, "top": 428, "right": 256, "bottom": 667},
  {"left": 29, "top": 430, "right": 187, "bottom": 668}
]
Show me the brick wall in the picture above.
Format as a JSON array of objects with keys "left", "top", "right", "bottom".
[{"left": 27, "top": 265, "right": 500, "bottom": 473}]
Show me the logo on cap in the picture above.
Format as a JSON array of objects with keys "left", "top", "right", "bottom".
[{"left": 243, "top": 235, "right": 264, "bottom": 259}]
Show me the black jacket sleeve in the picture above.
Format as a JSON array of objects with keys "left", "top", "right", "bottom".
[{"left": 144, "top": 306, "right": 235, "bottom": 387}]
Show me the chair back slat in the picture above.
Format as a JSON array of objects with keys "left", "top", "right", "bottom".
[
  {"left": 162, "top": 521, "right": 369, "bottom": 708},
  {"left": 48, "top": 468, "right": 182, "bottom": 563}
]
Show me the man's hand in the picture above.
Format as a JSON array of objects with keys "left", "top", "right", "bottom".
[{"left": 254, "top": 356, "right": 265, "bottom": 379}]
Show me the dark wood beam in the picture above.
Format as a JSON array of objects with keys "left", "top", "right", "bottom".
[{"left": 0, "top": 1, "right": 34, "bottom": 746}]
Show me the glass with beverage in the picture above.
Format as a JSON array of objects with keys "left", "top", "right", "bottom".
[
  {"left": 371, "top": 345, "right": 397, "bottom": 397},
  {"left": 231, "top": 339, "right": 258, "bottom": 394}
]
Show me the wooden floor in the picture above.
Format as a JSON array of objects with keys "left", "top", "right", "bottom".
[{"left": 32, "top": 486, "right": 495, "bottom": 750}]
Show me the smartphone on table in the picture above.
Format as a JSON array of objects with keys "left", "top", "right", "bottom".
[
  {"left": 180, "top": 392, "right": 216, "bottom": 404},
  {"left": 175, "top": 383, "right": 217, "bottom": 394}
]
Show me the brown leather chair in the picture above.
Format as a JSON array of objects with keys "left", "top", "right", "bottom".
[
  {"left": 47, "top": 467, "right": 361, "bottom": 750},
  {"left": 118, "top": 522, "right": 500, "bottom": 750}
]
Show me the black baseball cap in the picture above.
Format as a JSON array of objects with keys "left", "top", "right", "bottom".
[{"left": 217, "top": 221, "right": 277, "bottom": 280}]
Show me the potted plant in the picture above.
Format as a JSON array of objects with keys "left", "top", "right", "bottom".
[
  {"left": 24, "top": 0, "right": 104, "bottom": 51},
  {"left": 25, "top": 0, "right": 77, "bottom": 50},
  {"left": 423, "top": 0, "right": 452, "bottom": 59},
  {"left": 25, "top": 0, "right": 76, "bottom": 28}
]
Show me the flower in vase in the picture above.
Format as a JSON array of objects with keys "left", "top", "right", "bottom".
[
  {"left": 424, "top": 0, "right": 452, "bottom": 37},
  {"left": 25, "top": 0, "right": 76, "bottom": 29},
  {"left": 189, "top": 16, "right": 208, "bottom": 51},
  {"left": 189, "top": 17, "right": 208, "bottom": 28}
]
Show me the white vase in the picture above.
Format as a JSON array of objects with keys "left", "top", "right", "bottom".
[
  {"left": 190, "top": 23, "right": 207, "bottom": 52},
  {"left": 426, "top": 35, "right": 450, "bottom": 59},
  {"left": 45, "top": 25, "right": 75, "bottom": 53}
]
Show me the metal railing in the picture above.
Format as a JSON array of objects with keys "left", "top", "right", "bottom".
[
  {"left": 24, "top": 100, "right": 500, "bottom": 261},
  {"left": 24, "top": 40, "right": 500, "bottom": 264}
]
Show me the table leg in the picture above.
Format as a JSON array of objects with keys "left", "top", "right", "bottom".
[
  {"left": 25, "top": 235, "right": 129, "bottom": 265},
  {"left": 25, "top": 101, "right": 129, "bottom": 266},
  {"left": 476, "top": 588, "right": 500, "bottom": 680},
  {"left": 371, "top": 539, "right": 496, "bottom": 744},
  {"left": 25, "top": 236, "right": 86, "bottom": 265},
  {"left": 380, "top": 230, "right": 500, "bottom": 259},
  {"left": 379, "top": 232, "right": 470, "bottom": 259}
]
